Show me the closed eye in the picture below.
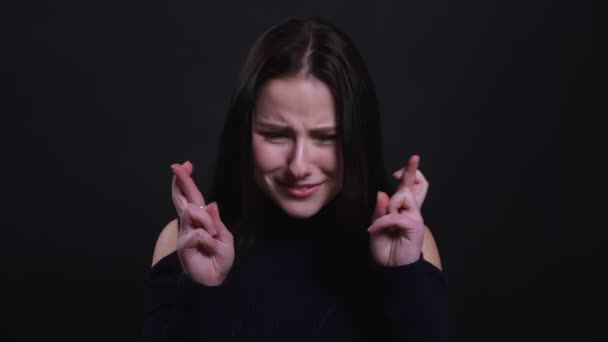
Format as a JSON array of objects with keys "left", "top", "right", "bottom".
[
  {"left": 312, "top": 134, "right": 338, "bottom": 144},
  {"left": 316, "top": 135, "right": 338, "bottom": 141},
  {"left": 261, "top": 132, "right": 288, "bottom": 141}
]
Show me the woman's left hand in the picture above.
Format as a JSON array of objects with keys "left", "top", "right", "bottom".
[{"left": 368, "top": 155, "right": 426, "bottom": 267}]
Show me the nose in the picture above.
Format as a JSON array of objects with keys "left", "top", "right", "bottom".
[{"left": 287, "top": 138, "right": 311, "bottom": 179}]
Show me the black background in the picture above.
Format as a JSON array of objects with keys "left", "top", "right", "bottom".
[{"left": 2, "top": 0, "right": 598, "bottom": 341}]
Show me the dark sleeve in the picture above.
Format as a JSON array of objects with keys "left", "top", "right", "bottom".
[
  {"left": 378, "top": 255, "right": 451, "bottom": 342},
  {"left": 140, "top": 251, "right": 236, "bottom": 342}
]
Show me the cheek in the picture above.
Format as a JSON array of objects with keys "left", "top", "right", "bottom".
[
  {"left": 252, "top": 138, "right": 284, "bottom": 172},
  {"left": 319, "top": 146, "right": 342, "bottom": 176}
]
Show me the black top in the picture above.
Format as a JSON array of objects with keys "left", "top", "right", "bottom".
[{"left": 141, "top": 204, "right": 451, "bottom": 341}]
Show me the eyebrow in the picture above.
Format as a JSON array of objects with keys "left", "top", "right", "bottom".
[{"left": 254, "top": 122, "right": 337, "bottom": 134}]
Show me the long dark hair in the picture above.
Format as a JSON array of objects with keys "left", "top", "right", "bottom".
[{"left": 208, "top": 17, "right": 390, "bottom": 255}]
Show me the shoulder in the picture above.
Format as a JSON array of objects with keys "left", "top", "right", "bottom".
[
  {"left": 422, "top": 225, "right": 443, "bottom": 271},
  {"left": 151, "top": 218, "right": 179, "bottom": 267}
]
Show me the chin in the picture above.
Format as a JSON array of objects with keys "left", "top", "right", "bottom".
[{"left": 276, "top": 200, "right": 324, "bottom": 219}]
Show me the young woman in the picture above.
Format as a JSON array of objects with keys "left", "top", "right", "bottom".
[{"left": 142, "top": 17, "right": 450, "bottom": 342}]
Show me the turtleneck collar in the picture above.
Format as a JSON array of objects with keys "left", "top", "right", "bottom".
[{"left": 253, "top": 195, "right": 338, "bottom": 240}]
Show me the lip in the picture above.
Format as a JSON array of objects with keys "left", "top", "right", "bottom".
[{"left": 279, "top": 182, "right": 322, "bottom": 198}]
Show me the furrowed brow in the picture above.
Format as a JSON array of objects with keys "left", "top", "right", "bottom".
[
  {"left": 254, "top": 122, "right": 336, "bottom": 134},
  {"left": 254, "top": 122, "right": 287, "bottom": 129},
  {"left": 310, "top": 126, "right": 337, "bottom": 134}
]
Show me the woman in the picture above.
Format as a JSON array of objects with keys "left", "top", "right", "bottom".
[{"left": 142, "top": 17, "right": 450, "bottom": 341}]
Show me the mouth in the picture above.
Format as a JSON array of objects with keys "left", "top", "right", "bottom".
[{"left": 278, "top": 182, "right": 322, "bottom": 198}]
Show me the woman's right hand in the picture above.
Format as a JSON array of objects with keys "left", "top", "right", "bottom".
[{"left": 171, "top": 161, "right": 235, "bottom": 286}]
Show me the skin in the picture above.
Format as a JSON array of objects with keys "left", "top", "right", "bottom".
[
  {"left": 369, "top": 155, "right": 428, "bottom": 266},
  {"left": 252, "top": 75, "right": 343, "bottom": 219},
  {"left": 152, "top": 75, "right": 442, "bottom": 285},
  {"left": 169, "top": 162, "right": 234, "bottom": 286}
]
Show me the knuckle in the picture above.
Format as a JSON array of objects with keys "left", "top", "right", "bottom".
[
  {"left": 179, "top": 232, "right": 192, "bottom": 245},
  {"left": 184, "top": 204, "right": 194, "bottom": 215},
  {"left": 194, "top": 229, "right": 205, "bottom": 239}
]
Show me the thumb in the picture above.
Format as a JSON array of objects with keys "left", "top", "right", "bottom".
[
  {"left": 206, "top": 202, "right": 231, "bottom": 241},
  {"left": 372, "top": 191, "right": 390, "bottom": 221}
]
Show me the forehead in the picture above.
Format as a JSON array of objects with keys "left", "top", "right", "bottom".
[{"left": 253, "top": 75, "right": 336, "bottom": 126}]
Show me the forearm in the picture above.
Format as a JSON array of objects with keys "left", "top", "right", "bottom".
[
  {"left": 140, "top": 252, "right": 235, "bottom": 342},
  {"left": 378, "top": 255, "right": 451, "bottom": 342}
]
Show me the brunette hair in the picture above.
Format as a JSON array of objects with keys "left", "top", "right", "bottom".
[{"left": 209, "top": 17, "right": 390, "bottom": 252}]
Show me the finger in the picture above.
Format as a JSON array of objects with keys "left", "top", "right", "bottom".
[
  {"left": 393, "top": 168, "right": 427, "bottom": 186},
  {"left": 179, "top": 227, "right": 218, "bottom": 253},
  {"left": 388, "top": 186, "right": 419, "bottom": 214},
  {"left": 187, "top": 203, "right": 218, "bottom": 237},
  {"left": 171, "top": 161, "right": 197, "bottom": 213},
  {"left": 372, "top": 191, "right": 390, "bottom": 221},
  {"left": 171, "top": 175, "right": 188, "bottom": 214},
  {"left": 400, "top": 154, "right": 420, "bottom": 188},
  {"left": 171, "top": 162, "right": 206, "bottom": 206},
  {"left": 392, "top": 168, "right": 404, "bottom": 181},
  {"left": 415, "top": 169, "right": 427, "bottom": 185},
  {"left": 178, "top": 204, "right": 196, "bottom": 232},
  {"left": 366, "top": 212, "right": 420, "bottom": 235},
  {"left": 182, "top": 160, "right": 193, "bottom": 175},
  {"left": 414, "top": 169, "right": 429, "bottom": 203},
  {"left": 182, "top": 203, "right": 218, "bottom": 237},
  {"left": 206, "top": 202, "right": 233, "bottom": 244}
]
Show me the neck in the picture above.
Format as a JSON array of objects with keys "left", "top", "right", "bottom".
[{"left": 253, "top": 196, "right": 337, "bottom": 239}]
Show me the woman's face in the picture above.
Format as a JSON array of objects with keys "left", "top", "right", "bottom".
[{"left": 252, "top": 74, "right": 343, "bottom": 219}]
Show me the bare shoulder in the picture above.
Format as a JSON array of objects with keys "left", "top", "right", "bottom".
[
  {"left": 151, "top": 218, "right": 179, "bottom": 267},
  {"left": 422, "top": 225, "right": 443, "bottom": 271}
]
